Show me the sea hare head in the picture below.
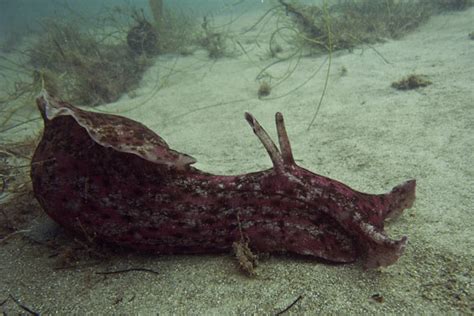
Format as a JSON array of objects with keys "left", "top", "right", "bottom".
[{"left": 36, "top": 90, "right": 196, "bottom": 170}]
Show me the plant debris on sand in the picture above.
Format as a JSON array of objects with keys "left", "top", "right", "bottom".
[
  {"left": 277, "top": 0, "right": 434, "bottom": 53},
  {"left": 274, "top": 0, "right": 473, "bottom": 54},
  {"left": 0, "top": 138, "right": 40, "bottom": 244},
  {"left": 392, "top": 74, "right": 432, "bottom": 90}
]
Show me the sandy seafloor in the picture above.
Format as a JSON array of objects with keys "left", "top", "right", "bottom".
[{"left": 0, "top": 5, "right": 473, "bottom": 315}]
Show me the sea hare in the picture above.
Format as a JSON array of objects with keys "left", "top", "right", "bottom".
[{"left": 31, "top": 90, "right": 416, "bottom": 268}]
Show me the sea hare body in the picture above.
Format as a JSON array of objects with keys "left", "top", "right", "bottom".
[{"left": 31, "top": 91, "right": 416, "bottom": 268}]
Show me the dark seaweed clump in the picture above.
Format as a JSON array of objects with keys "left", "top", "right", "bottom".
[
  {"left": 26, "top": 5, "right": 197, "bottom": 106},
  {"left": 29, "top": 14, "right": 155, "bottom": 106}
]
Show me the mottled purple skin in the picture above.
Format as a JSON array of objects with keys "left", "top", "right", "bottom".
[{"left": 31, "top": 91, "right": 416, "bottom": 268}]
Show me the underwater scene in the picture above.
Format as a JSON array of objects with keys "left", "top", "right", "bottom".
[{"left": 0, "top": 0, "right": 472, "bottom": 314}]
